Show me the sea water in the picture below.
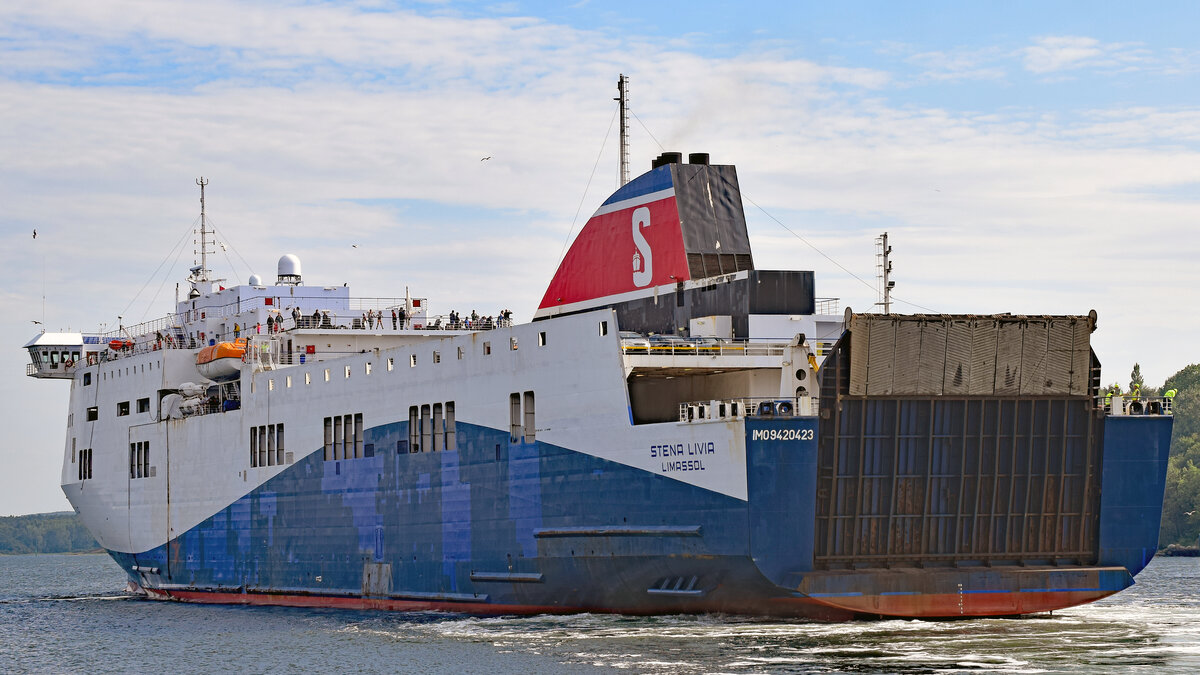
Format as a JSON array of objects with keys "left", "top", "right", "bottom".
[{"left": 1, "top": 554, "right": 1198, "bottom": 673}]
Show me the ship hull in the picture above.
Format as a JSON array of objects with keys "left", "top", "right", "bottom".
[{"left": 102, "top": 414, "right": 1170, "bottom": 620}]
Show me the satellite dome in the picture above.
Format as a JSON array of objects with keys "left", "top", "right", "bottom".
[
  {"left": 248, "top": 274, "right": 263, "bottom": 286},
  {"left": 277, "top": 254, "right": 302, "bottom": 285}
]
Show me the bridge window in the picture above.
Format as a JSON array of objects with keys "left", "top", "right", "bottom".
[
  {"left": 599, "top": 321, "right": 608, "bottom": 336},
  {"left": 83, "top": 373, "right": 92, "bottom": 386},
  {"left": 86, "top": 407, "right": 98, "bottom": 421},
  {"left": 538, "top": 331, "right": 547, "bottom": 346},
  {"left": 117, "top": 401, "right": 130, "bottom": 417},
  {"left": 137, "top": 398, "right": 150, "bottom": 414}
]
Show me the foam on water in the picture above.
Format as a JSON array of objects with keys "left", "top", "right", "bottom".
[{"left": 2, "top": 554, "right": 1198, "bottom": 674}]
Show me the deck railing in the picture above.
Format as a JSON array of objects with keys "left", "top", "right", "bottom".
[{"left": 677, "top": 396, "right": 818, "bottom": 422}]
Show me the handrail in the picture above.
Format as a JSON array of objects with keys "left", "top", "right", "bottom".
[
  {"left": 1099, "top": 395, "right": 1173, "bottom": 416},
  {"left": 677, "top": 396, "right": 819, "bottom": 421},
  {"left": 814, "top": 297, "right": 840, "bottom": 315},
  {"left": 623, "top": 340, "right": 791, "bottom": 357},
  {"left": 87, "top": 312, "right": 516, "bottom": 363},
  {"left": 89, "top": 295, "right": 513, "bottom": 340}
]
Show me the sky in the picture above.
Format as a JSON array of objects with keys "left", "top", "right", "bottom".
[{"left": 2, "top": 1, "right": 1198, "bottom": 516}]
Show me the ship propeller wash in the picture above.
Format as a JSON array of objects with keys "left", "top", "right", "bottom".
[{"left": 24, "top": 79, "right": 1172, "bottom": 619}]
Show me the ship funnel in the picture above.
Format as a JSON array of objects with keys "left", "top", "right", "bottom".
[
  {"left": 688, "top": 153, "right": 710, "bottom": 165},
  {"left": 651, "top": 152, "right": 684, "bottom": 169}
]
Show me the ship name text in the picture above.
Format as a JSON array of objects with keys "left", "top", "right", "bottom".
[{"left": 650, "top": 441, "right": 715, "bottom": 473}]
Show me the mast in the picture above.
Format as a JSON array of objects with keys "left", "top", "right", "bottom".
[
  {"left": 196, "top": 177, "right": 210, "bottom": 282},
  {"left": 616, "top": 74, "right": 630, "bottom": 187},
  {"left": 876, "top": 232, "right": 894, "bottom": 314}
]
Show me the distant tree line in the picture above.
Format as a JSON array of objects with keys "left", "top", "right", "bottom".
[
  {"left": 1157, "top": 364, "right": 1200, "bottom": 548},
  {"left": 0, "top": 512, "right": 98, "bottom": 554}
]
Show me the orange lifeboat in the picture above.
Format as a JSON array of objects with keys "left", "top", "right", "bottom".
[{"left": 195, "top": 338, "right": 247, "bottom": 381}]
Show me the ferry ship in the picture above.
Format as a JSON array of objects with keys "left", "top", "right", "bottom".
[{"left": 25, "top": 93, "right": 1173, "bottom": 620}]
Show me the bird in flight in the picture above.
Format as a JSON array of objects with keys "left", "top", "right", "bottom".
[
  {"left": 1187, "top": 510, "right": 1196, "bottom": 516},
  {"left": 351, "top": 244, "right": 359, "bottom": 248},
  {"left": 480, "top": 156, "right": 491, "bottom": 161},
  {"left": 32, "top": 229, "right": 37, "bottom": 239},
  {"left": 31, "top": 320, "right": 42, "bottom": 325}
]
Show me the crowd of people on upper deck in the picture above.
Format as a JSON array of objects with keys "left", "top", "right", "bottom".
[{"left": 96, "top": 305, "right": 517, "bottom": 364}]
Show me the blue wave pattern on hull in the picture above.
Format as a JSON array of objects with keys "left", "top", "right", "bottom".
[{"left": 113, "top": 419, "right": 818, "bottom": 614}]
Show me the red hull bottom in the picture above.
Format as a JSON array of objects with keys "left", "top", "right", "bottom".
[
  {"left": 141, "top": 565, "right": 1129, "bottom": 621},
  {"left": 145, "top": 587, "right": 857, "bottom": 621},
  {"left": 794, "top": 565, "right": 1133, "bottom": 618}
]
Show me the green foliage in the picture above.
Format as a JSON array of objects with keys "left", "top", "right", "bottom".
[
  {"left": 1159, "top": 363, "right": 1200, "bottom": 547},
  {"left": 1130, "top": 363, "right": 1145, "bottom": 391},
  {"left": 1165, "top": 364, "right": 1200, "bottom": 398},
  {"left": 0, "top": 512, "right": 98, "bottom": 555}
]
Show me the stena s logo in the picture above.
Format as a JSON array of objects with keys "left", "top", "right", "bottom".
[{"left": 631, "top": 207, "right": 653, "bottom": 287}]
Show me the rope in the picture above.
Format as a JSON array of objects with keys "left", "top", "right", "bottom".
[
  {"left": 743, "top": 197, "right": 939, "bottom": 314},
  {"left": 121, "top": 217, "right": 196, "bottom": 320},
  {"left": 557, "top": 106, "right": 618, "bottom": 266}
]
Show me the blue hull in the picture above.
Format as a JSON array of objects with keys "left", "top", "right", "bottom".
[{"left": 110, "top": 413, "right": 1173, "bottom": 619}]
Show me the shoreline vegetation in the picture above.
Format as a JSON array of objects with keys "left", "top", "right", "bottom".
[{"left": 0, "top": 512, "right": 100, "bottom": 555}]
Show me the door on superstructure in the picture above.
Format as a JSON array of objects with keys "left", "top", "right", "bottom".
[{"left": 127, "top": 422, "right": 169, "bottom": 582}]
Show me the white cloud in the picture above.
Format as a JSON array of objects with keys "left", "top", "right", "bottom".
[{"left": 1021, "top": 35, "right": 1154, "bottom": 75}]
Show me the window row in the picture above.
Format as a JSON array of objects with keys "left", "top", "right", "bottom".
[
  {"left": 99, "top": 361, "right": 158, "bottom": 381},
  {"left": 113, "top": 398, "right": 151, "bottom": 418},
  {"left": 129, "top": 441, "right": 152, "bottom": 479},
  {"left": 251, "top": 423, "right": 288, "bottom": 467},
  {"left": 77, "top": 447, "right": 93, "bottom": 481},
  {"left": 324, "top": 414, "right": 364, "bottom": 461},
  {"left": 407, "top": 402, "right": 456, "bottom": 453},
  {"left": 510, "top": 391, "right": 536, "bottom": 444}
]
